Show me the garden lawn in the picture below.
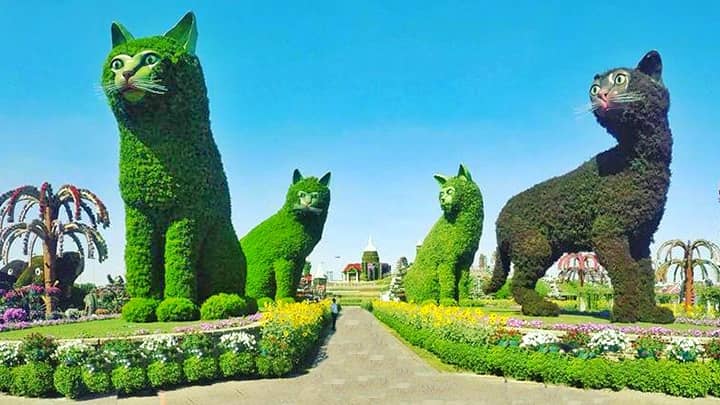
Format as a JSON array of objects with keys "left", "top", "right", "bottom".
[{"left": 0, "top": 318, "right": 212, "bottom": 340}]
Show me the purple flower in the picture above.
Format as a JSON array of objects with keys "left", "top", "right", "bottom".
[{"left": 2, "top": 308, "right": 27, "bottom": 323}]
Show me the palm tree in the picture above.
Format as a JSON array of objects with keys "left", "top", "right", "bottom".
[
  {"left": 656, "top": 239, "right": 720, "bottom": 310},
  {"left": 557, "top": 252, "right": 607, "bottom": 287},
  {"left": 0, "top": 183, "right": 110, "bottom": 316}
]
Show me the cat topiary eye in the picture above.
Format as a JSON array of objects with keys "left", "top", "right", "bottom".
[
  {"left": 144, "top": 54, "right": 160, "bottom": 65},
  {"left": 590, "top": 84, "right": 600, "bottom": 96},
  {"left": 614, "top": 74, "right": 627, "bottom": 85},
  {"left": 110, "top": 59, "right": 124, "bottom": 70}
]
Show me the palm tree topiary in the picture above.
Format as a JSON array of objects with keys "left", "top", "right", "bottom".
[
  {"left": 557, "top": 252, "right": 607, "bottom": 287},
  {"left": 0, "top": 183, "right": 110, "bottom": 316},
  {"left": 656, "top": 239, "right": 720, "bottom": 310}
]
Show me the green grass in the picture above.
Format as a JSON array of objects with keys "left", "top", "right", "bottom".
[{"left": 0, "top": 318, "right": 212, "bottom": 340}]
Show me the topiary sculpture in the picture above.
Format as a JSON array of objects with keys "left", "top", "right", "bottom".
[
  {"left": 404, "top": 164, "right": 484, "bottom": 304},
  {"left": 241, "top": 169, "right": 331, "bottom": 301},
  {"left": 485, "top": 51, "right": 674, "bottom": 323},
  {"left": 101, "top": 12, "right": 246, "bottom": 320}
]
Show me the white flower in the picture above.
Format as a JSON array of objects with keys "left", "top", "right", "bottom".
[
  {"left": 0, "top": 342, "right": 21, "bottom": 366},
  {"left": 588, "top": 329, "right": 630, "bottom": 353},
  {"left": 139, "top": 335, "right": 181, "bottom": 362},
  {"left": 219, "top": 332, "right": 257, "bottom": 353},
  {"left": 666, "top": 337, "right": 704, "bottom": 362},
  {"left": 520, "top": 331, "right": 559, "bottom": 348}
]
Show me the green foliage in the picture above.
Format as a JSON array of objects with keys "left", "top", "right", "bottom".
[
  {"left": 242, "top": 170, "right": 331, "bottom": 300},
  {"left": 256, "top": 354, "right": 293, "bottom": 377},
  {"left": 147, "top": 361, "right": 185, "bottom": 388},
  {"left": 11, "top": 362, "right": 55, "bottom": 397},
  {"left": 0, "top": 365, "right": 12, "bottom": 392},
  {"left": 277, "top": 297, "right": 296, "bottom": 305},
  {"left": 219, "top": 351, "right": 256, "bottom": 378},
  {"left": 53, "top": 365, "right": 87, "bottom": 399},
  {"left": 634, "top": 335, "right": 665, "bottom": 360},
  {"left": 439, "top": 298, "right": 458, "bottom": 306},
  {"left": 360, "top": 300, "right": 374, "bottom": 311},
  {"left": 102, "top": 13, "right": 246, "bottom": 313},
  {"left": 494, "top": 280, "right": 511, "bottom": 299},
  {"left": 405, "top": 165, "right": 484, "bottom": 303},
  {"left": 82, "top": 370, "right": 112, "bottom": 394},
  {"left": 121, "top": 297, "right": 159, "bottom": 322},
  {"left": 156, "top": 297, "right": 199, "bottom": 321},
  {"left": 200, "top": 293, "right": 250, "bottom": 320},
  {"left": 535, "top": 279, "right": 551, "bottom": 298},
  {"left": 484, "top": 52, "right": 674, "bottom": 324},
  {"left": 19, "top": 333, "right": 57, "bottom": 363},
  {"left": 183, "top": 356, "right": 219, "bottom": 383},
  {"left": 256, "top": 297, "right": 275, "bottom": 311},
  {"left": 111, "top": 366, "right": 148, "bottom": 395}
]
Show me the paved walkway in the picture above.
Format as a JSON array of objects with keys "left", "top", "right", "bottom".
[{"left": 4, "top": 307, "right": 719, "bottom": 404}]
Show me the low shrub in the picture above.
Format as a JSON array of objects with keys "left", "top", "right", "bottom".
[
  {"left": 219, "top": 351, "right": 255, "bottom": 378},
  {"left": 147, "top": 361, "right": 185, "bottom": 388},
  {"left": 53, "top": 364, "right": 86, "bottom": 399},
  {"left": 439, "top": 298, "right": 458, "bottom": 306},
  {"left": 156, "top": 297, "right": 199, "bottom": 321},
  {"left": 360, "top": 300, "right": 373, "bottom": 312},
  {"left": 277, "top": 297, "right": 296, "bottom": 305},
  {"left": 256, "top": 297, "right": 275, "bottom": 311},
  {"left": 200, "top": 293, "right": 249, "bottom": 320},
  {"left": 121, "top": 297, "right": 159, "bottom": 322},
  {"left": 82, "top": 369, "right": 112, "bottom": 394},
  {"left": 0, "top": 365, "right": 13, "bottom": 392},
  {"left": 19, "top": 332, "right": 57, "bottom": 363},
  {"left": 11, "top": 362, "right": 55, "bottom": 397},
  {"left": 111, "top": 366, "right": 148, "bottom": 395},
  {"left": 256, "top": 353, "right": 293, "bottom": 377},
  {"left": 183, "top": 356, "right": 218, "bottom": 383}
]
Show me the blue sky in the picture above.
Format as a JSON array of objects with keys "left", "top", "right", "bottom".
[{"left": 0, "top": 1, "right": 718, "bottom": 284}]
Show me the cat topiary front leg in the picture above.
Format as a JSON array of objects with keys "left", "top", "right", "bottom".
[
  {"left": 160, "top": 218, "right": 201, "bottom": 320},
  {"left": 510, "top": 230, "right": 559, "bottom": 316},
  {"left": 437, "top": 263, "right": 458, "bottom": 305},
  {"left": 273, "top": 258, "right": 297, "bottom": 301},
  {"left": 124, "top": 206, "right": 164, "bottom": 299}
]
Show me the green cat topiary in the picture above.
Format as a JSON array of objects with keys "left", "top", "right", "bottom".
[
  {"left": 404, "top": 165, "right": 484, "bottom": 304},
  {"left": 101, "top": 12, "right": 246, "bottom": 320},
  {"left": 241, "top": 170, "right": 331, "bottom": 301},
  {"left": 484, "top": 51, "right": 674, "bottom": 323}
]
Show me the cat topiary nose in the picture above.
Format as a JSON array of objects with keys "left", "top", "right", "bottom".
[{"left": 122, "top": 71, "right": 134, "bottom": 80}]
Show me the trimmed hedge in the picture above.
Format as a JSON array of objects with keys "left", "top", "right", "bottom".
[
  {"left": 484, "top": 51, "right": 674, "bottom": 324},
  {"left": 374, "top": 307, "right": 717, "bottom": 398},
  {"left": 156, "top": 297, "right": 199, "bottom": 322},
  {"left": 405, "top": 164, "right": 483, "bottom": 303},
  {"left": 241, "top": 170, "right": 331, "bottom": 300},
  {"left": 11, "top": 362, "right": 55, "bottom": 397},
  {"left": 147, "top": 361, "right": 184, "bottom": 388},
  {"left": 102, "top": 12, "right": 246, "bottom": 314},
  {"left": 53, "top": 365, "right": 86, "bottom": 399}
]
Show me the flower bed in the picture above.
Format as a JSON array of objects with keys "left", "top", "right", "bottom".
[
  {"left": 371, "top": 301, "right": 720, "bottom": 398},
  {"left": 0, "top": 300, "right": 329, "bottom": 399}
]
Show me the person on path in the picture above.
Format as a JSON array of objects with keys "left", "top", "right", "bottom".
[{"left": 331, "top": 298, "right": 339, "bottom": 330}]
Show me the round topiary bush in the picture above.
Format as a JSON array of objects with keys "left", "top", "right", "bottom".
[
  {"left": 111, "top": 366, "right": 148, "bottom": 395},
  {"left": 219, "top": 351, "right": 256, "bottom": 379},
  {"left": 147, "top": 361, "right": 184, "bottom": 388},
  {"left": 53, "top": 365, "right": 87, "bottom": 399},
  {"left": 256, "top": 354, "right": 292, "bottom": 377},
  {"left": 200, "top": 293, "right": 249, "bottom": 320},
  {"left": 122, "top": 298, "right": 159, "bottom": 322},
  {"left": 277, "top": 297, "right": 296, "bottom": 305},
  {"left": 82, "top": 369, "right": 112, "bottom": 394},
  {"left": 0, "top": 365, "right": 13, "bottom": 392},
  {"left": 11, "top": 362, "right": 55, "bottom": 397},
  {"left": 156, "top": 297, "right": 199, "bottom": 322},
  {"left": 439, "top": 298, "right": 458, "bottom": 306},
  {"left": 256, "top": 297, "right": 275, "bottom": 311},
  {"left": 183, "top": 356, "right": 219, "bottom": 383}
]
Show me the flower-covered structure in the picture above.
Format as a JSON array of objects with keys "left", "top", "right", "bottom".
[
  {"left": 242, "top": 169, "right": 331, "bottom": 301},
  {"left": 101, "top": 12, "right": 246, "bottom": 320},
  {"left": 0, "top": 183, "right": 109, "bottom": 315},
  {"left": 405, "top": 164, "right": 484, "bottom": 304},
  {"left": 557, "top": 252, "right": 608, "bottom": 286},
  {"left": 485, "top": 51, "right": 675, "bottom": 323}
]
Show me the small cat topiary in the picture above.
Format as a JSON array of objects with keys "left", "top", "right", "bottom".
[
  {"left": 101, "top": 12, "right": 246, "bottom": 320},
  {"left": 241, "top": 170, "right": 331, "bottom": 301},
  {"left": 484, "top": 51, "right": 674, "bottom": 323},
  {"left": 404, "top": 165, "right": 484, "bottom": 304}
]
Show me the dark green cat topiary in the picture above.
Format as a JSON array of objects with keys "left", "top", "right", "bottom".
[
  {"left": 485, "top": 51, "right": 674, "bottom": 323},
  {"left": 405, "top": 165, "right": 484, "bottom": 304},
  {"left": 241, "top": 170, "right": 331, "bottom": 301},
  {"left": 101, "top": 12, "right": 246, "bottom": 320}
]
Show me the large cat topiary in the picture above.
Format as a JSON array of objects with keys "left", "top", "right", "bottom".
[
  {"left": 101, "top": 12, "right": 246, "bottom": 321},
  {"left": 484, "top": 51, "right": 674, "bottom": 323},
  {"left": 404, "top": 164, "right": 484, "bottom": 304},
  {"left": 241, "top": 170, "right": 331, "bottom": 301}
]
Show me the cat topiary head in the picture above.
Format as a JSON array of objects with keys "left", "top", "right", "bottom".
[
  {"left": 589, "top": 50, "right": 670, "bottom": 139},
  {"left": 286, "top": 169, "right": 331, "bottom": 219},
  {"left": 101, "top": 12, "right": 203, "bottom": 116},
  {"left": 433, "top": 164, "right": 480, "bottom": 219}
]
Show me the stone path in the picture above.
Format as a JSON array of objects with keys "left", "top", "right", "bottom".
[{"left": 4, "top": 307, "right": 719, "bottom": 404}]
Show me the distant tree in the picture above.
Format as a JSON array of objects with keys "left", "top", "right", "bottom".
[
  {"left": 0, "top": 183, "right": 110, "bottom": 316},
  {"left": 656, "top": 239, "right": 720, "bottom": 310},
  {"left": 302, "top": 261, "right": 312, "bottom": 277}
]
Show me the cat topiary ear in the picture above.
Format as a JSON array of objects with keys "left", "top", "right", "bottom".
[
  {"left": 165, "top": 11, "right": 198, "bottom": 55},
  {"left": 111, "top": 22, "right": 134, "bottom": 48},
  {"left": 434, "top": 174, "right": 448, "bottom": 186},
  {"left": 293, "top": 169, "right": 303, "bottom": 184},
  {"left": 637, "top": 50, "right": 663, "bottom": 84},
  {"left": 457, "top": 164, "right": 472, "bottom": 181},
  {"left": 319, "top": 172, "right": 332, "bottom": 186}
]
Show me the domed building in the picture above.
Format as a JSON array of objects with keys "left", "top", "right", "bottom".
[{"left": 341, "top": 237, "right": 391, "bottom": 282}]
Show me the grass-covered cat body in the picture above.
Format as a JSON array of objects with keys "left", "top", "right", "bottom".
[
  {"left": 485, "top": 51, "right": 673, "bottom": 323},
  {"left": 101, "top": 12, "right": 246, "bottom": 321},
  {"left": 405, "top": 165, "right": 483, "bottom": 304},
  {"left": 241, "top": 170, "right": 331, "bottom": 301}
]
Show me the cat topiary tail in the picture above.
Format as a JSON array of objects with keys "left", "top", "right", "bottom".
[{"left": 484, "top": 243, "right": 510, "bottom": 294}]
